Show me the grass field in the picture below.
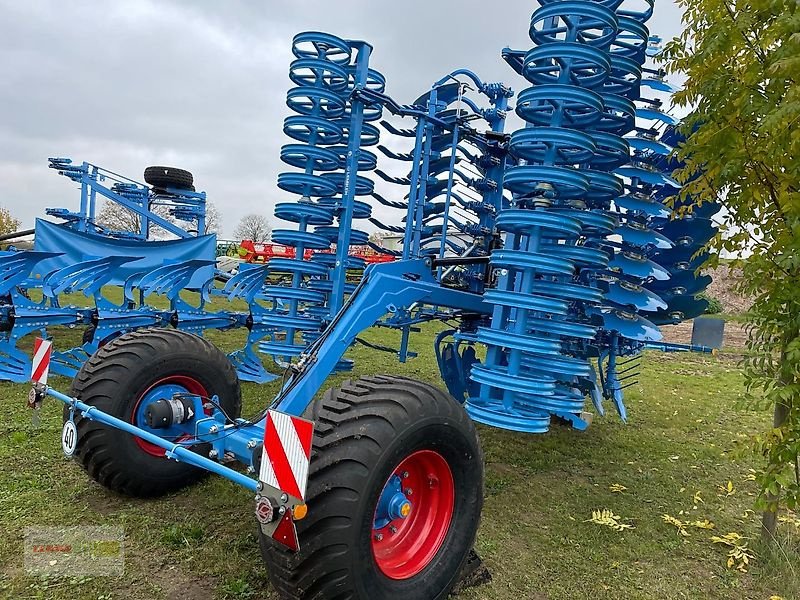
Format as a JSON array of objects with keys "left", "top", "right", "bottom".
[{"left": 1, "top": 322, "right": 798, "bottom": 600}]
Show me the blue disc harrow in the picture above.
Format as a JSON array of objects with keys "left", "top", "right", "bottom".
[
  {"left": 12, "top": 3, "right": 737, "bottom": 589},
  {"left": 5, "top": 1, "right": 720, "bottom": 437}
]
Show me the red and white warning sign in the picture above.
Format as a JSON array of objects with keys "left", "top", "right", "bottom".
[
  {"left": 30, "top": 338, "right": 53, "bottom": 386},
  {"left": 259, "top": 410, "right": 314, "bottom": 501}
]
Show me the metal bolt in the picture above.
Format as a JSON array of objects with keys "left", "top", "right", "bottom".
[
  {"left": 209, "top": 425, "right": 219, "bottom": 434},
  {"left": 246, "top": 439, "right": 257, "bottom": 449},
  {"left": 208, "top": 449, "right": 218, "bottom": 459},
  {"left": 280, "top": 493, "right": 288, "bottom": 503},
  {"left": 374, "top": 533, "right": 383, "bottom": 542},
  {"left": 256, "top": 482, "right": 264, "bottom": 492},
  {"left": 401, "top": 471, "right": 409, "bottom": 479},
  {"left": 389, "top": 526, "right": 397, "bottom": 534},
  {"left": 405, "top": 488, "right": 413, "bottom": 496},
  {"left": 246, "top": 466, "right": 255, "bottom": 474}
]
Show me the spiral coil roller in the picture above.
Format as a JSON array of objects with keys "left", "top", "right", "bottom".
[
  {"left": 307, "top": 65, "right": 385, "bottom": 322},
  {"left": 259, "top": 32, "right": 383, "bottom": 367},
  {"left": 466, "top": 0, "right": 661, "bottom": 433},
  {"left": 552, "top": 0, "right": 670, "bottom": 420}
]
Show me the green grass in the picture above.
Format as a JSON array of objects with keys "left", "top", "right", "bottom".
[{"left": 1, "top": 322, "right": 798, "bottom": 600}]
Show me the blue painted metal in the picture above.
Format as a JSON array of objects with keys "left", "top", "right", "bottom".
[
  {"left": 46, "top": 158, "right": 206, "bottom": 240},
  {"left": 2, "top": 159, "right": 274, "bottom": 382},
  {"left": 47, "top": 387, "right": 259, "bottom": 492},
  {"left": 374, "top": 475, "right": 411, "bottom": 529},
  {"left": 274, "top": 259, "right": 488, "bottom": 416},
  {"left": 32, "top": 219, "right": 216, "bottom": 287},
  {"left": 22, "top": 5, "right": 726, "bottom": 497},
  {"left": 40, "top": 257, "right": 488, "bottom": 494},
  {"left": 466, "top": 0, "right": 649, "bottom": 432},
  {"left": 132, "top": 382, "right": 208, "bottom": 447},
  {"left": 256, "top": 33, "right": 385, "bottom": 371}
]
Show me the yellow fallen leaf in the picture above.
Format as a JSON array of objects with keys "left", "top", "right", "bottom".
[
  {"left": 662, "top": 514, "right": 689, "bottom": 537},
  {"left": 586, "top": 509, "right": 634, "bottom": 531}
]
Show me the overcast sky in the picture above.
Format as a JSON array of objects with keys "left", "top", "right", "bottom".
[{"left": 0, "top": 0, "right": 685, "bottom": 238}]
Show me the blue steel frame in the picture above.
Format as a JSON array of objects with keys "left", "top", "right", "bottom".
[
  {"left": 47, "top": 158, "right": 206, "bottom": 239},
  {"left": 45, "top": 257, "right": 487, "bottom": 491},
  {"left": 35, "top": 5, "right": 722, "bottom": 496},
  {"left": 360, "top": 69, "right": 512, "bottom": 360},
  {"left": 39, "top": 53, "right": 515, "bottom": 490}
]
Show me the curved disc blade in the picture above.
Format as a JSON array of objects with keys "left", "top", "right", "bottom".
[
  {"left": 587, "top": 307, "right": 663, "bottom": 341},
  {"left": 603, "top": 280, "right": 667, "bottom": 312},
  {"left": 615, "top": 224, "right": 674, "bottom": 249},
  {"left": 649, "top": 295, "right": 710, "bottom": 324},
  {"left": 653, "top": 246, "right": 710, "bottom": 271},
  {"left": 626, "top": 136, "right": 672, "bottom": 155},
  {"left": 609, "top": 252, "right": 672, "bottom": 280},
  {"left": 641, "top": 78, "right": 680, "bottom": 93},
  {"left": 647, "top": 270, "right": 713, "bottom": 296},
  {"left": 635, "top": 108, "right": 679, "bottom": 125},
  {"left": 657, "top": 217, "right": 717, "bottom": 248},
  {"left": 614, "top": 194, "right": 672, "bottom": 218},
  {"left": 615, "top": 165, "right": 681, "bottom": 187}
]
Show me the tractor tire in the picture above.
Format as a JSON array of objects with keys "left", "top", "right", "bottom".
[
  {"left": 65, "top": 328, "right": 241, "bottom": 497},
  {"left": 260, "top": 375, "right": 484, "bottom": 600},
  {"left": 143, "top": 165, "right": 194, "bottom": 190}
]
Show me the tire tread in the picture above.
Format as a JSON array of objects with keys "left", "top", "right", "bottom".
[
  {"left": 67, "top": 328, "right": 240, "bottom": 497},
  {"left": 261, "top": 375, "right": 482, "bottom": 600}
]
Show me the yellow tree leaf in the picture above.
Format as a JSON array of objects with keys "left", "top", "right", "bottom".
[{"left": 662, "top": 514, "right": 690, "bottom": 537}]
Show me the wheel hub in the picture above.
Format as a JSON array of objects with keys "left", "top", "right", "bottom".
[
  {"left": 371, "top": 449, "right": 455, "bottom": 580},
  {"left": 131, "top": 375, "right": 209, "bottom": 457}
]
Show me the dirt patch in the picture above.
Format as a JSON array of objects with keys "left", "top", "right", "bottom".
[
  {"left": 451, "top": 549, "right": 493, "bottom": 596},
  {"left": 705, "top": 265, "right": 752, "bottom": 313},
  {"left": 152, "top": 569, "right": 216, "bottom": 600},
  {"left": 117, "top": 551, "right": 218, "bottom": 600}
]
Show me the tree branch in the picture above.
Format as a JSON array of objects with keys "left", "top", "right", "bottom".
[
  {"left": 688, "top": 169, "right": 792, "bottom": 277},
  {"left": 722, "top": 2, "right": 769, "bottom": 67}
]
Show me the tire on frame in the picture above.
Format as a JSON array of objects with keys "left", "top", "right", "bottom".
[
  {"left": 65, "top": 328, "right": 241, "bottom": 497},
  {"left": 143, "top": 165, "right": 194, "bottom": 190},
  {"left": 260, "top": 375, "right": 484, "bottom": 600}
]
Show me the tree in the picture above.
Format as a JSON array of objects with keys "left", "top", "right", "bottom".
[
  {"left": 0, "top": 205, "right": 21, "bottom": 235},
  {"left": 204, "top": 202, "right": 221, "bottom": 235},
  {"left": 368, "top": 230, "right": 389, "bottom": 246},
  {"left": 96, "top": 200, "right": 221, "bottom": 238},
  {"left": 662, "top": 0, "right": 800, "bottom": 541},
  {"left": 96, "top": 200, "right": 172, "bottom": 236},
  {"left": 233, "top": 213, "right": 271, "bottom": 242}
]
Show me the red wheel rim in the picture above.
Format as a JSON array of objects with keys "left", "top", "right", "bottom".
[
  {"left": 371, "top": 449, "right": 455, "bottom": 580},
  {"left": 131, "top": 375, "right": 209, "bottom": 457}
]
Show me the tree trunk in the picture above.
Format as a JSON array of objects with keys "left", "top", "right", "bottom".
[
  {"left": 761, "top": 399, "right": 791, "bottom": 542},
  {"left": 761, "top": 342, "right": 795, "bottom": 543}
]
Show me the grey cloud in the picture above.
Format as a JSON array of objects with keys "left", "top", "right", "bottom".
[{"left": 0, "top": 0, "right": 684, "bottom": 237}]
